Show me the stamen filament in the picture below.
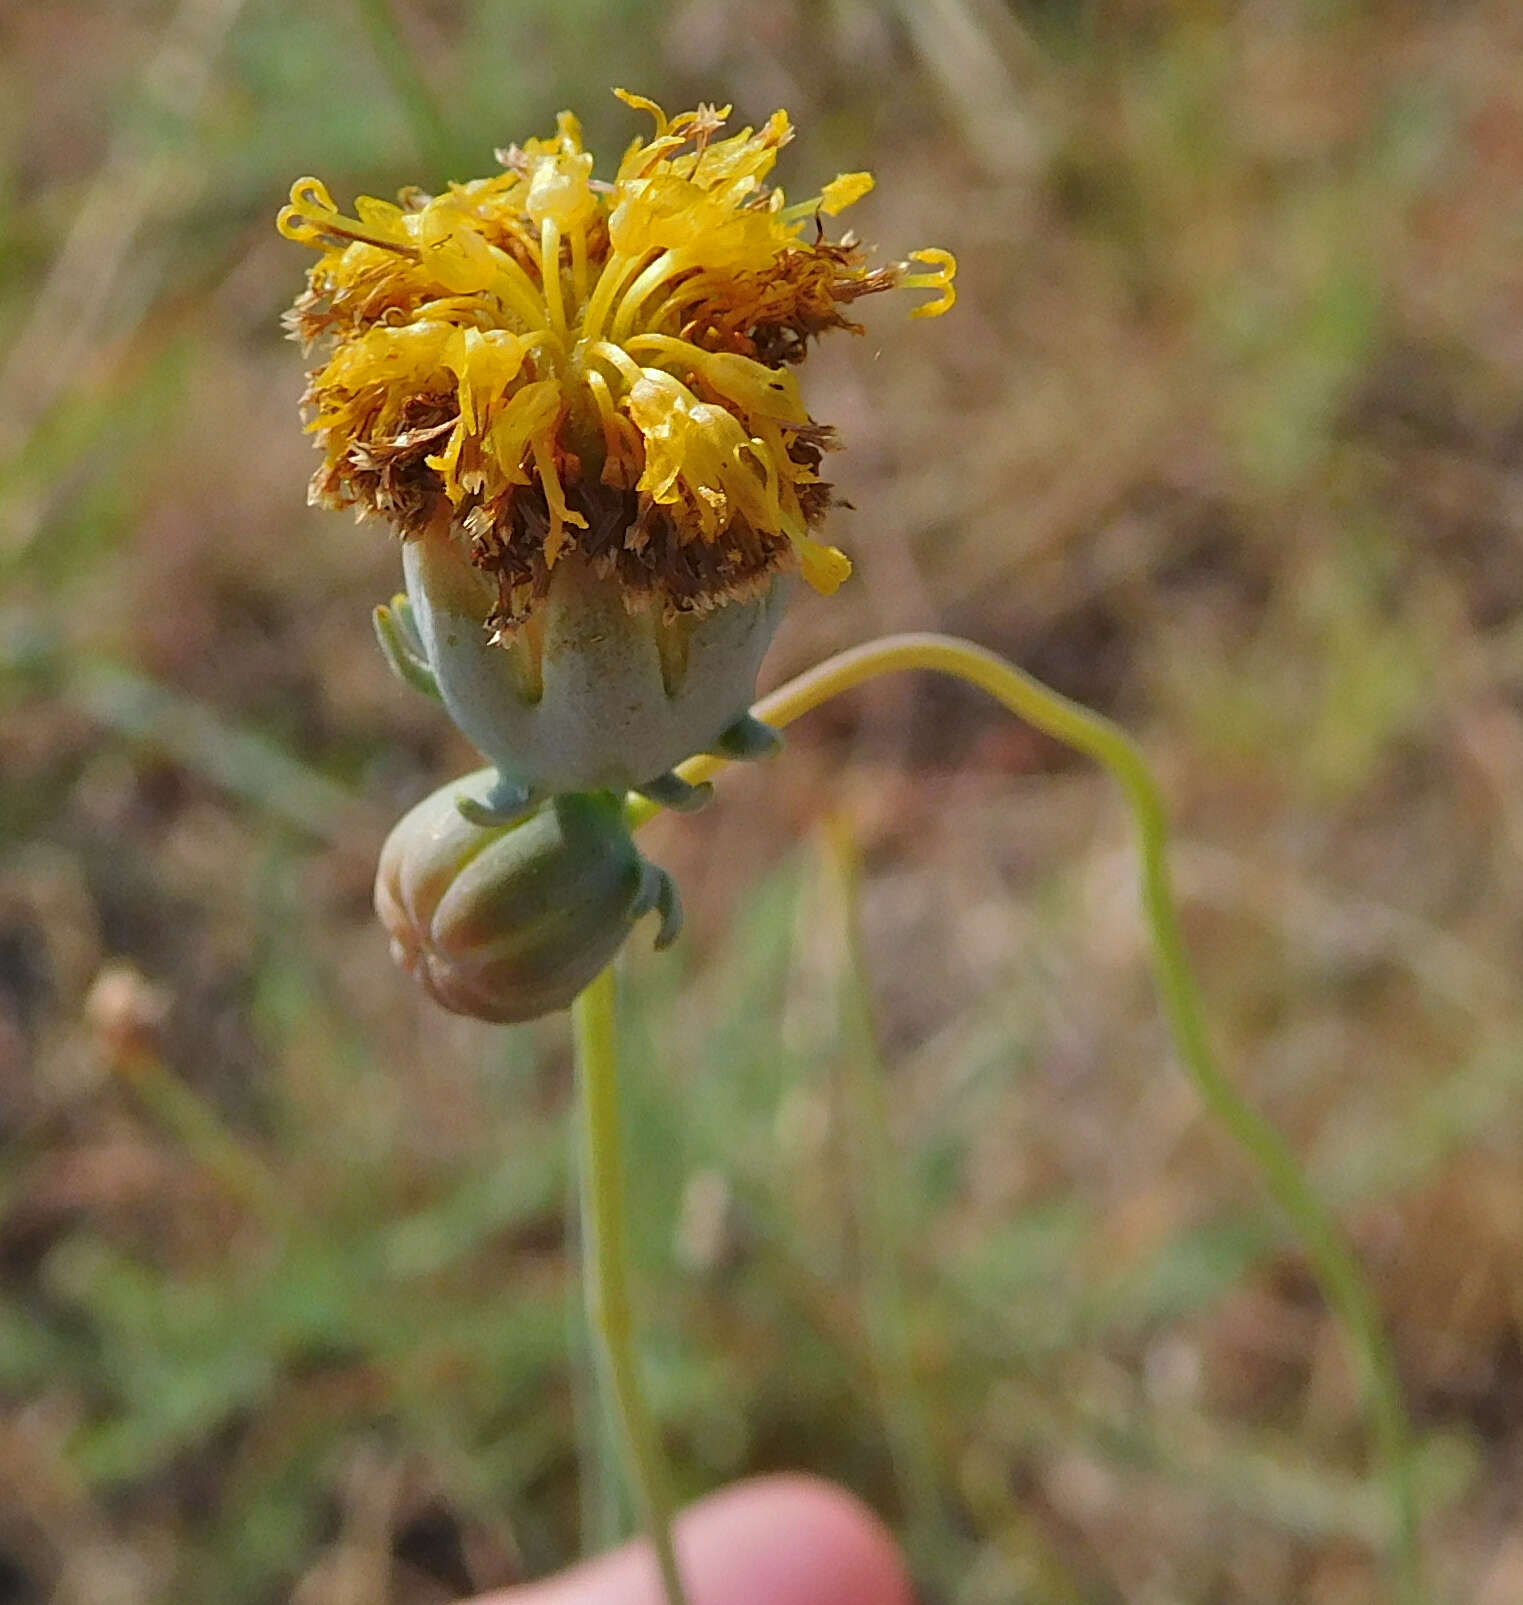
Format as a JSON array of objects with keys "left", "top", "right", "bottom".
[
  {"left": 753, "top": 420, "right": 804, "bottom": 526},
  {"left": 641, "top": 275, "right": 712, "bottom": 333},
  {"left": 540, "top": 218, "right": 567, "bottom": 340},
  {"left": 490, "top": 252, "right": 560, "bottom": 341},
  {"left": 570, "top": 224, "right": 590, "bottom": 310},
  {"left": 622, "top": 332, "right": 709, "bottom": 367},
  {"left": 530, "top": 432, "right": 588, "bottom": 567},
  {"left": 579, "top": 250, "right": 649, "bottom": 351},
  {"left": 609, "top": 249, "right": 686, "bottom": 342},
  {"left": 425, "top": 296, "right": 505, "bottom": 327},
  {"left": 583, "top": 367, "right": 633, "bottom": 474},
  {"left": 588, "top": 340, "right": 644, "bottom": 388}
]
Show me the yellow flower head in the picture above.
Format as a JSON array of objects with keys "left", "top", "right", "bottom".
[{"left": 279, "top": 91, "right": 955, "bottom": 637}]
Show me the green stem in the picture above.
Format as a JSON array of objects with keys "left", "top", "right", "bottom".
[
  {"left": 629, "top": 632, "right": 1423, "bottom": 1602},
  {"left": 571, "top": 967, "right": 690, "bottom": 1605},
  {"left": 566, "top": 1151, "right": 624, "bottom": 1555},
  {"left": 351, "top": 0, "right": 457, "bottom": 181}
]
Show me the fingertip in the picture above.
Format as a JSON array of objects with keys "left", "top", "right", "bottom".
[
  {"left": 485, "top": 1474, "right": 914, "bottom": 1605},
  {"left": 685, "top": 1475, "right": 914, "bottom": 1605}
]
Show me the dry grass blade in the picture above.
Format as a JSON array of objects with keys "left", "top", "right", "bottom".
[{"left": 0, "top": 0, "right": 248, "bottom": 548}]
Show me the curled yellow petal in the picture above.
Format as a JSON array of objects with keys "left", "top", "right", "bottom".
[
  {"left": 276, "top": 176, "right": 338, "bottom": 243},
  {"left": 276, "top": 176, "right": 416, "bottom": 254},
  {"left": 903, "top": 247, "right": 957, "bottom": 318},
  {"left": 613, "top": 88, "right": 670, "bottom": 136}
]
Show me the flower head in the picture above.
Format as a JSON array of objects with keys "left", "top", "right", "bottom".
[{"left": 279, "top": 92, "right": 955, "bottom": 639}]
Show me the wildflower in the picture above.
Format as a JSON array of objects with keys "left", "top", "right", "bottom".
[{"left": 281, "top": 92, "right": 955, "bottom": 810}]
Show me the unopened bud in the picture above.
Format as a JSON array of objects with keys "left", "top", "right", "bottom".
[{"left": 374, "top": 781, "right": 680, "bottom": 1024}]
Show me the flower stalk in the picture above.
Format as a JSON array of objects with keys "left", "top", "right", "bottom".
[
  {"left": 625, "top": 632, "right": 1425, "bottom": 1605},
  {"left": 572, "top": 965, "right": 690, "bottom": 1605}
]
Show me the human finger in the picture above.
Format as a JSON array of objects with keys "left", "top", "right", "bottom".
[{"left": 472, "top": 1474, "right": 914, "bottom": 1605}]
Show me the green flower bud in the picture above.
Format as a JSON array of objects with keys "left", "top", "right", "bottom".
[
  {"left": 402, "top": 527, "right": 785, "bottom": 803},
  {"left": 375, "top": 780, "right": 680, "bottom": 1023}
]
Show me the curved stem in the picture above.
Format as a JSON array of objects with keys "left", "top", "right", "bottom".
[
  {"left": 628, "top": 632, "right": 1423, "bottom": 1602},
  {"left": 572, "top": 967, "right": 690, "bottom": 1605}
]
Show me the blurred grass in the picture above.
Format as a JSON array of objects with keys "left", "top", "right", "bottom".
[{"left": 6, "top": 1, "right": 1523, "bottom": 1601}]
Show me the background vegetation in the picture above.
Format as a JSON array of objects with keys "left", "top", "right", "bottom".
[{"left": 4, "top": 1, "right": 1523, "bottom": 1600}]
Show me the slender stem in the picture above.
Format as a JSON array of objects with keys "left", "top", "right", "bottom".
[
  {"left": 566, "top": 1150, "right": 623, "bottom": 1555},
  {"left": 352, "top": 0, "right": 457, "bottom": 181},
  {"left": 628, "top": 632, "right": 1424, "bottom": 1602},
  {"left": 572, "top": 967, "right": 690, "bottom": 1605}
]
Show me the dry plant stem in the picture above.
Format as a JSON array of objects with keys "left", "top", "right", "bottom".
[
  {"left": 629, "top": 632, "right": 1424, "bottom": 1605},
  {"left": 69, "top": 658, "right": 361, "bottom": 844},
  {"left": 117, "top": 1049, "right": 287, "bottom": 1222},
  {"left": 0, "top": 0, "right": 247, "bottom": 473},
  {"left": 571, "top": 967, "right": 690, "bottom": 1605}
]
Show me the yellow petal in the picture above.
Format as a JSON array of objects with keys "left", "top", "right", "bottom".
[
  {"left": 800, "top": 540, "right": 852, "bottom": 594},
  {"left": 613, "top": 88, "right": 671, "bottom": 136},
  {"left": 317, "top": 320, "right": 435, "bottom": 390},
  {"left": 526, "top": 151, "right": 597, "bottom": 230},
  {"left": 484, "top": 380, "right": 562, "bottom": 484},
  {"left": 697, "top": 351, "right": 808, "bottom": 424},
  {"left": 417, "top": 203, "right": 502, "bottom": 295},
  {"left": 819, "top": 171, "right": 874, "bottom": 216}
]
